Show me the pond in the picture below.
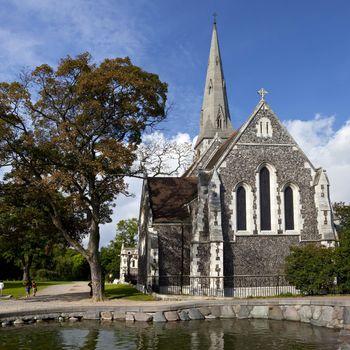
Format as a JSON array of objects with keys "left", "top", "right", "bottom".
[{"left": 0, "top": 319, "right": 343, "bottom": 349}]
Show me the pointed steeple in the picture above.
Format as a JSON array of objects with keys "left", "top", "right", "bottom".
[{"left": 195, "top": 19, "right": 233, "bottom": 153}]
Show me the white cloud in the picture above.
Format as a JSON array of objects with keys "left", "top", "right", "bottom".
[
  {"left": 285, "top": 115, "right": 350, "bottom": 204},
  {"left": 0, "top": 0, "right": 151, "bottom": 81}
]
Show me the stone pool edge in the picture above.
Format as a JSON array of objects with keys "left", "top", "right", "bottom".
[{"left": 1, "top": 298, "right": 350, "bottom": 331}]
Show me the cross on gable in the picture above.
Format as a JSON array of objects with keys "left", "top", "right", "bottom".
[{"left": 258, "top": 88, "right": 268, "bottom": 101}]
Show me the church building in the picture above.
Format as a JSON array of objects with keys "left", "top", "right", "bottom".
[{"left": 137, "top": 20, "right": 336, "bottom": 296}]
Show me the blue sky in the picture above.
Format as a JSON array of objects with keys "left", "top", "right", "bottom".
[{"left": 1, "top": 0, "right": 350, "bottom": 246}]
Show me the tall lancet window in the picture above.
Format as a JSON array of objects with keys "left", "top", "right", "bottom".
[
  {"left": 284, "top": 186, "right": 294, "bottom": 230},
  {"left": 260, "top": 167, "right": 271, "bottom": 230},
  {"left": 237, "top": 186, "right": 246, "bottom": 230}
]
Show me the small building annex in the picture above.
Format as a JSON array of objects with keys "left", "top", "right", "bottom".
[{"left": 137, "top": 20, "right": 336, "bottom": 296}]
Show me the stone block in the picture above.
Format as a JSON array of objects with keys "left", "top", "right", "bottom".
[
  {"left": 220, "top": 305, "right": 235, "bottom": 318},
  {"left": 209, "top": 306, "right": 222, "bottom": 318},
  {"left": 125, "top": 313, "right": 134, "bottom": 322},
  {"left": 319, "top": 306, "right": 334, "bottom": 324},
  {"left": 43, "top": 313, "right": 61, "bottom": 320},
  {"left": 284, "top": 307, "right": 300, "bottom": 321},
  {"left": 269, "top": 306, "right": 283, "bottom": 320},
  {"left": 134, "top": 312, "right": 153, "bottom": 322},
  {"left": 22, "top": 316, "right": 34, "bottom": 321},
  {"left": 153, "top": 312, "right": 167, "bottom": 322},
  {"left": 1, "top": 321, "right": 10, "bottom": 327},
  {"left": 83, "top": 311, "right": 100, "bottom": 320},
  {"left": 344, "top": 307, "right": 350, "bottom": 326},
  {"left": 333, "top": 306, "right": 344, "bottom": 321},
  {"left": 13, "top": 319, "right": 24, "bottom": 325},
  {"left": 69, "top": 317, "right": 79, "bottom": 322},
  {"left": 312, "top": 306, "right": 322, "bottom": 320},
  {"left": 178, "top": 310, "right": 190, "bottom": 321},
  {"left": 298, "top": 306, "right": 312, "bottom": 323},
  {"left": 237, "top": 305, "right": 252, "bottom": 319},
  {"left": 188, "top": 308, "right": 205, "bottom": 320},
  {"left": 113, "top": 311, "right": 126, "bottom": 320},
  {"left": 198, "top": 306, "right": 211, "bottom": 316},
  {"left": 250, "top": 306, "right": 269, "bottom": 319},
  {"left": 164, "top": 311, "right": 179, "bottom": 322},
  {"left": 101, "top": 311, "right": 113, "bottom": 320},
  {"left": 205, "top": 314, "right": 217, "bottom": 319},
  {"left": 68, "top": 312, "right": 83, "bottom": 318}
]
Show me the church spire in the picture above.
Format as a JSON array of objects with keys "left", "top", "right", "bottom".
[{"left": 195, "top": 19, "right": 233, "bottom": 152}]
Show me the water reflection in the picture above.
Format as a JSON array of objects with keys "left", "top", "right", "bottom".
[{"left": 0, "top": 319, "right": 342, "bottom": 350}]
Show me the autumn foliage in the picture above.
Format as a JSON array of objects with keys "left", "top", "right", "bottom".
[{"left": 0, "top": 53, "right": 167, "bottom": 300}]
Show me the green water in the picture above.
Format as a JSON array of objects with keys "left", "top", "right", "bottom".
[{"left": 0, "top": 319, "right": 342, "bottom": 349}]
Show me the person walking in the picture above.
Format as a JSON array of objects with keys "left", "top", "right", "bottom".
[
  {"left": 25, "top": 280, "right": 31, "bottom": 298},
  {"left": 0, "top": 281, "right": 4, "bottom": 296},
  {"left": 32, "top": 280, "right": 37, "bottom": 296}
]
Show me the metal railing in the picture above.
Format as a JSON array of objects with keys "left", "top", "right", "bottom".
[{"left": 146, "top": 275, "right": 299, "bottom": 297}]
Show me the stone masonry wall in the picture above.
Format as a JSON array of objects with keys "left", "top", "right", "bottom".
[
  {"left": 157, "top": 224, "right": 191, "bottom": 279},
  {"left": 218, "top": 105, "right": 322, "bottom": 276}
]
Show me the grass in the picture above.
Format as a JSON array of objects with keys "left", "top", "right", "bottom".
[
  {"left": 0, "top": 280, "right": 72, "bottom": 299},
  {"left": 1, "top": 281, "right": 153, "bottom": 301},
  {"left": 104, "top": 283, "right": 154, "bottom": 301}
]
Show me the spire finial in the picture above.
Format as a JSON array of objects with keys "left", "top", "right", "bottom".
[
  {"left": 258, "top": 88, "right": 268, "bottom": 101},
  {"left": 213, "top": 12, "right": 217, "bottom": 24}
]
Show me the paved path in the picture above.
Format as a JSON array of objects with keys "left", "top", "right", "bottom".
[{"left": 33, "top": 281, "right": 91, "bottom": 302}]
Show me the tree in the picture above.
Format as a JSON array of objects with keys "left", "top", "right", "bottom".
[
  {"left": 101, "top": 218, "right": 138, "bottom": 280},
  {"left": 0, "top": 183, "right": 63, "bottom": 281},
  {"left": 285, "top": 244, "right": 335, "bottom": 295},
  {"left": 334, "top": 202, "right": 350, "bottom": 233},
  {"left": 333, "top": 202, "right": 350, "bottom": 293},
  {"left": 136, "top": 132, "right": 193, "bottom": 176},
  {"left": 0, "top": 53, "right": 167, "bottom": 300},
  {"left": 115, "top": 218, "right": 138, "bottom": 247}
]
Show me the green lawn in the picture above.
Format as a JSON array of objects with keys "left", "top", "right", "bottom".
[
  {"left": 1, "top": 281, "right": 153, "bottom": 301},
  {"left": 104, "top": 283, "right": 154, "bottom": 301},
  {"left": 0, "top": 281, "right": 72, "bottom": 299}
]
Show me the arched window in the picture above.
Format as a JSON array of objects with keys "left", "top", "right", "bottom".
[
  {"left": 260, "top": 167, "right": 271, "bottom": 230},
  {"left": 216, "top": 117, "right": 222, "bottom": 129},
  {"left": 237, "top": 186, "right": 246, "bottom": 230},
  {"left": 284, "top": 186, "right": 294, "bottom": 230}
]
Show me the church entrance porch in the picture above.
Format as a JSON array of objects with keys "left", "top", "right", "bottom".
[{"left": 145, "top": 275, "right": 299, "bottom": 297}]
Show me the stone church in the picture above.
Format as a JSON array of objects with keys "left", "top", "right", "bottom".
[{"left": 137, "top": 21, "right": 336, "bottom": 296}]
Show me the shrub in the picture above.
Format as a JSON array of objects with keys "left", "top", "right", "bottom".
[
  {"left": 335, "top": 229, "right": 350, "bottom": 293},
  {"left": 285, "top": 244, "right": 335, "bottom": 295}
]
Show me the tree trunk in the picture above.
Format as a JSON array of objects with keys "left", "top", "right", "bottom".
[
  {"left": 87, "top": 220, "right": 104, "bottom": 301},
  {"left": 88, "top": 254, "right": 103, "bottom": 301},
  {"left": 22, "top": 255, "right": 33, "bottom": 282}
]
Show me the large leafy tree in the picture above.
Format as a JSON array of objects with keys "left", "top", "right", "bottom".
[{"left": 0, "top": 53, "right": 167, "bottom": 300}]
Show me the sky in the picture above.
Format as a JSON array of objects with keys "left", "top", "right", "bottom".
[{"left": 1, "top": 0, "right": 349, "bottom": 246}]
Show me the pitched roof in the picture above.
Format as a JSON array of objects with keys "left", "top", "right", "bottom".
[
  {"left": 147, "top": 177, "right": 198, "bottom": 223},
  {"left": 205, "top": 129, "right": 239, "bottom": 170}
]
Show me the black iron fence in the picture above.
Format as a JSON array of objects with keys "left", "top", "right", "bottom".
[{"left": 146, "top": 275, "right": 299, "bottom": 297}]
